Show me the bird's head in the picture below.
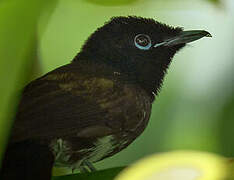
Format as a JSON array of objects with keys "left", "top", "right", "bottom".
[{"left": 75, "top": 16, "right": 211, "bottom": 96}]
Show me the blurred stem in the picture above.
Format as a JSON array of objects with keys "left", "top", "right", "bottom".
[{"left": 52, "top": 167, "right": 125, "bottom": 180}]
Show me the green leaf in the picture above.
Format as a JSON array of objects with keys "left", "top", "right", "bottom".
[
  {"left": 0, "top": 0, "right": 57, "bottom": 164},
  {"left": 52, "top": 167, "right": 125, "bottom": 180}
]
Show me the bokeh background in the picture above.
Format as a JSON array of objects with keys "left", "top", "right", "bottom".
[{"left": 0, "top": 0, "right": 233, "bottom": 173}]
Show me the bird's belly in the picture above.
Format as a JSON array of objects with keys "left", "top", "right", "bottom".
[
  {"left": 51, "top": 132, "right": 132, "bottom": 169},
  {"left": 51, "top": 87, "right": 152, "bottom": 169},
  {"left": 78, "top": 134, "right": 129, "bottom": 163},
  {"left": 51, "top": 113, "right": 150, "bottom": 169}
]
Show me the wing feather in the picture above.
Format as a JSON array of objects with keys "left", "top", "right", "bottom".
[{"left": 11, "top": 65, "right": 115, "bottom": 143}]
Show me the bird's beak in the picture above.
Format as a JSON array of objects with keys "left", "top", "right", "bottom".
[{"left": 154, "top": 30, "right": 212, "bottom": 48}]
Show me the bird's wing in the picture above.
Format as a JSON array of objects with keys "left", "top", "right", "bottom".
[{"left": 11, "top": 64, "right": 121, "bottom": 143}]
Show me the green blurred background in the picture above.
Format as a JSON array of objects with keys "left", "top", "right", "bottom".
[{"left": 0, "top": 0, "right": 233, "bottom": 174}]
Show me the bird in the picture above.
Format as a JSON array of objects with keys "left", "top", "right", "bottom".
[{"left": 0, "top": 16, "right": 211, "bottom": 180}]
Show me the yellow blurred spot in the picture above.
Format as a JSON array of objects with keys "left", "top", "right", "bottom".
[
  {"left": 115, "top": 151, "right": 230, "bottom": 180},
  {"left": 146, "top": 166, "right": 202, "bottom": 180}
]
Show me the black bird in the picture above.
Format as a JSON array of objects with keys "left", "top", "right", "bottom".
[{"left": 0, "top": 16, "right": 211, "bottom": 180}]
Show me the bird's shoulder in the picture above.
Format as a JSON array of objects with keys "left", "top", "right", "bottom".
[
  {"left": 12, "top": 62, "right": 150, "bottom": 143},
  {"left": 21, "top": 62, "right": 149, "bottom": 104},
  {"left": 23, "top": 63, "right": 115, "bottom": 97}
]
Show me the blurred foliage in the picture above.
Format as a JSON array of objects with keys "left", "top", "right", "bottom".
[
  {"left": 0, "top": 0, "right": 57, "bottom": 163},
  {"left": 0, "top": 0, "right": 233, "bottom": 179},
  {"left": 85, "top": 0, "right": 138, "bottom": 6},
  {"left": 219, "top": 96, "right": 234, "bottom": 157},
  {"left": 85, "top": 0, "right": 222, "bottom": 6},
  {"left": 207, "top": 0, "right": 221, "bottom": 4}
]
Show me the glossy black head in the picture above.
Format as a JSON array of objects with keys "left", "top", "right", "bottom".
[{"left": 74, "top": 16, "right": 211, "bottom": 95}]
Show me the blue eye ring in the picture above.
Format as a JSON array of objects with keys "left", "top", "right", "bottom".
[{"left": 134, "top": 34, "right": 152, "bottom": 50}]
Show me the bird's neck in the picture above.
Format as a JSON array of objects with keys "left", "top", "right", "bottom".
[
  {"left": 136, "top": 62, "right": 170, "bottom": 98},
  {"left": 71, "top": 58, "right": 136, "bottom": 81},
  {"left": 71, "top": 59, "right": 161, "bottom": 101}
]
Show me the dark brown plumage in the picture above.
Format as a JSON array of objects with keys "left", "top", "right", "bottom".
[{"left": 0, "top": 16, "right": 211, "bottom": 180}]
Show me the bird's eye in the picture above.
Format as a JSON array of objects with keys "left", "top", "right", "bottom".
[{"left": 134, "top": 34, "right": 152, "bottom": 50}]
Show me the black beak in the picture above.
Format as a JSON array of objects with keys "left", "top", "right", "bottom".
[{"left": 154, "top": 30, "right": 212, "bottom": 48}]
